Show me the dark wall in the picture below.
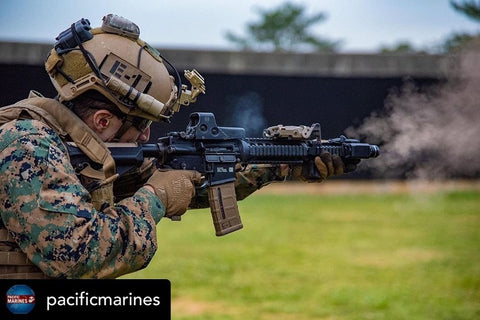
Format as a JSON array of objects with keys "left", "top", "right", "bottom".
[
  {"left": 173, "top": 73, "right": 437, "bottom": 139},
  {"left": 0, "top": 64, "right": 57, "bottom": 105},
  {"left": 0, "top": 63, "right": 438, "bottom": 178},
  {"left": 0, "top": 64, "right": 437, "bottom": 138}
]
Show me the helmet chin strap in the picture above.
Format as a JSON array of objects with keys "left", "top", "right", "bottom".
[
  {"left": 112, "top": 115, "right": 152, "bottom": 141},
  {"left": 113, "top": 116, "right": 134, "bottom": 141}
]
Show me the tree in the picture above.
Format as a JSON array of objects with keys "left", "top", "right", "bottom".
[
  {"left": 378, "top": 1, "right": 480, "bottom": 54},
  {"left": 379, "top": 41, "right": 420, "bottom": 54},
  {"left": 450, "top": 0, "right": 480, "bottom": 21},
  {"left": 442, "top": 1, "right": 480, "bottom": 52},
  {"left": 224, "top": 2, "right": 341, "bottom": 52},
  {"left": 442, "top": 32, "right": 477, "bottom": 52}
]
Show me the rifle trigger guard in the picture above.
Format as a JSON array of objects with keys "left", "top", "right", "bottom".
[{"left": 196, "top": 180, "right": 210, "bottom": 190}]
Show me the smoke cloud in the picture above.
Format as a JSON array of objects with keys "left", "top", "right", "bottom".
[{"left": 346, "top": 45, "right": 480, "bottom": 180}]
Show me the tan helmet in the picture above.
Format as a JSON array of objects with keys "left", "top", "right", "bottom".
[{"left": 45, "top": 14, "right": 205, "bottom": 122}]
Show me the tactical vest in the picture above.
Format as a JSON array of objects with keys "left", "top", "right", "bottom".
[{"left": 0, "top": 92, "right": 118, "bottom": 278}]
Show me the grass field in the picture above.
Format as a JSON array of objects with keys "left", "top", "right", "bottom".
[{"left": 123, "top": 181, "right": 480, "bottom": 320}]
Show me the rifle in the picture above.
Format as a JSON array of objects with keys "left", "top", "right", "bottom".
[{"left": 67, "top": 112, "right": 379, "bottom": 236}]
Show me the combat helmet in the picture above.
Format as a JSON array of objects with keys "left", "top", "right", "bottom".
[{"left": 45, "top": 14, "right": 205, "bottom": 129}]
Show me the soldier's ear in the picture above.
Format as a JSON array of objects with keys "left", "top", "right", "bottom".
[{"left": 92, "top": 110, "right": 114, "bottom": 132}]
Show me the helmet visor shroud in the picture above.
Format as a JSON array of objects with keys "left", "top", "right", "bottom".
[{"left": 46, "top": 14, "right": 205, "bottom": 136}]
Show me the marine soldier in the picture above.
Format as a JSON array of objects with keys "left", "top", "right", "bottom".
[{"left": 0, "top": 14, "right": 352, "bottom": 279}]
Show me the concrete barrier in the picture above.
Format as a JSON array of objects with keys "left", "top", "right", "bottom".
[{"left": 0, "top": 41, "right": 450, "bottom": 78}]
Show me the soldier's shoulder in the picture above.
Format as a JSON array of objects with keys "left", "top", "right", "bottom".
[
  {"left": 1, "top": 118, "right": 57, "bottom": 136},
  {"left": 0, "top": 119, "right": 62, "bottom": 147}
]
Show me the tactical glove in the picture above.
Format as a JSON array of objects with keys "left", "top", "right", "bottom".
[
  {"left": 289, "top": 151, "right": 359, "bottom": 182},
  {"left": 145, "top": 169, "right": 203, "bottom": 219}
]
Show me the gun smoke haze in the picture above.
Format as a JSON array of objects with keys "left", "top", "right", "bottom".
[
  {"left": 225, "top": 91, "right": 267, "bottom": 136},
  {"left": 346, "top": 46, "right": 480, "bottom": 180}
]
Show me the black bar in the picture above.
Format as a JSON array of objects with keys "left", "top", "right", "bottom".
[{"left": 0, "top": 279, "right": 170, "bottom": 318}]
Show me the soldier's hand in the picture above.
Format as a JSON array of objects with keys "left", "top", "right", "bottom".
[
  {"left": 288, "top": 151, "right": 359, "bottom": 182},
  {"left": 145, "top": 169, "right": 203, "bottom": 219}
]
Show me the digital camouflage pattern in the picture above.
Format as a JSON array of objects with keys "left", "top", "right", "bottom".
[
  {"left": 234, "top": 164, "right": 285, "bottom": 200},
  {"left": 0, "top": 119, "right": 165, "bottom": 278}
]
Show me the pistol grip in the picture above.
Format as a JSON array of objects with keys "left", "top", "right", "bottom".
[{"left": 208, "top": 182, "right": 243, "bottom": 236}]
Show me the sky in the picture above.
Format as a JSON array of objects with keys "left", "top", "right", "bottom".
[{"left": 1, "top": 0, "right": 479, "bottom": 53}]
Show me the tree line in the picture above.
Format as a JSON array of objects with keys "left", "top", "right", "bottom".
[{"left": 224, "top": 1, "right": 480, "bottom": 54}]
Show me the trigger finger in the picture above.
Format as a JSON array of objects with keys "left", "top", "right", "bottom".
[{"left": 190, "top": 171, "right": 203, "bottom": 183}]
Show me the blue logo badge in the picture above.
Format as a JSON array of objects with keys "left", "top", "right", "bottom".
[{"left": 6, "top": 284, "right": 36, "bottom": 314}]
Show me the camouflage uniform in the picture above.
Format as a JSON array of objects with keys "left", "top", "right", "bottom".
[
  {"left": 0, "top": 109, "right": 283, "bottom": 279},
  {"left": 0, "top": 118, "right": 164, "bottom": 278}
]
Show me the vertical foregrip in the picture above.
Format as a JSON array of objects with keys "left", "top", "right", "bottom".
[{"left": 208, "top": 182, "right": 243, "bottom": 236}]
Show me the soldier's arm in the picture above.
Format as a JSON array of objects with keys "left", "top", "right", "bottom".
[
  {"left": 113, "top": 158, "right": 157, "bottom": 201},
  {"left": 0, "top": 119, "right": 165, "bottom": 278},
  {"left": 190, "top": 164, "right": 284, "bottom": 209}
]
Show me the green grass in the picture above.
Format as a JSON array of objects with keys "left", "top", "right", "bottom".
[{"left": 123, "top": 188, "right": 480, "bottom": 320}]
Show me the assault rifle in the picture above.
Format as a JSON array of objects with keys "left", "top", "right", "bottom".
[{"left": 68, "top": 112, "right": 379, "bottom": 236}]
